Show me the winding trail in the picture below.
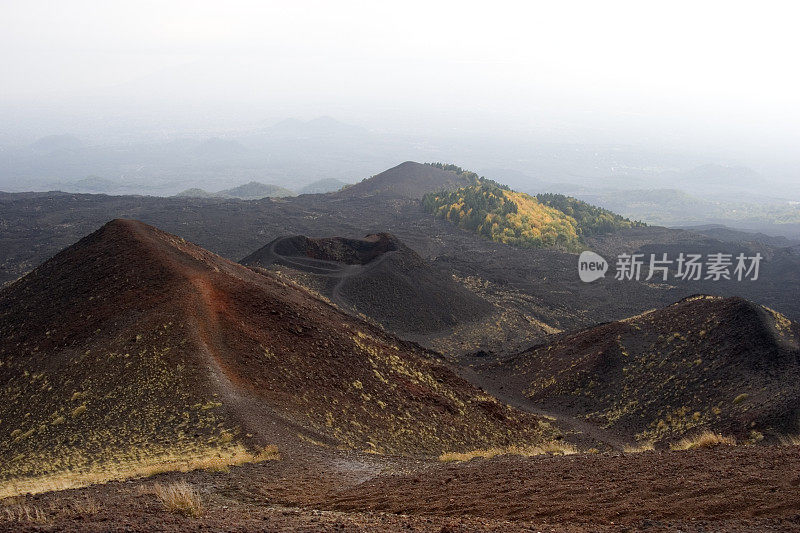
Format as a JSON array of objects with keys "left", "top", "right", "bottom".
[
  {"left": 184, "top": 271, "right": 395, "bottom": 485},
  {"left": 256, "top": 236, "right": 394, "bottom": 309}
]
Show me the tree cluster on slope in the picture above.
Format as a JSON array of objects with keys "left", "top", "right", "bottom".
[
  {"left": 423, "top": 183, "right": 580, "bottom": 248},
  {"left": 536, "top": 193, "right": 645, "bottom": 237},
  {"left": 422, "top": 166, "right": 643, "bottom": 249}
]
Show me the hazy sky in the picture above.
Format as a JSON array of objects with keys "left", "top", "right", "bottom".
[{"left": 1, "top": 1, "right": 798, "bottom": 153}]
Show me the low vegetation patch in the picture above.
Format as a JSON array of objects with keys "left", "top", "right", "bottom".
[
  {"left": 623, "top": 442, "right": 655, "bottom": 453},
  {"left": 153, "top": 481, "right": 204, "bottom": 517},
  {"left": 58, "top": 497, "right": 101, "bottom": 519},
  {"left": 779, "top": 434, "right": 800, "bottom": 446},
  {"left": 0, "top": 444, "right": 279, "bottom": 499},
  {"left": 0, "top": 496, "right": 102, "bottom": 524},
  {"left": 1, "top": 503, "right": 48, "bottom": 524},
  {"left": 671, "top": 431, "right": 736, "bottom": 450},
  {"left": 439, "top": 441, "right": 578, "bottom": 462}
]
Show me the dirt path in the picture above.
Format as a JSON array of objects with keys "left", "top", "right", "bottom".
[
  {"left": 258, "top": 235, "right": 393, "bottom": 310},
  {"left": 185, "top": 270, "right": 400, "bottom": 494},
  {"left": 184, "top": 273, "right": 337, "bottom": 461}
]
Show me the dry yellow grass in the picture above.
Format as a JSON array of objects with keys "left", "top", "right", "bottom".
[
  {"left": 153, "top": 481, "right": 204, "bottom": 517},
  {"left": 1, "top": 504, "right": 48, "bottom": 524},
  {"left": 0, "top": 444, "right": 279, "bottom": 499},
  {"left": 59, "top": 498, "right": 101, "bottom": 518},
  {"left": 671, "top": 431, "right": 736, "bottom": 450},
  {"left": 250, "top": 444, "right": 280, "bottom": 462},
  {"left": 439, "top": 441, "right": 578, "bottom": 462},
  {"left": 623, "top": 441, "right": 655, "bottom": 453},
  {"left": 779, "top": 435, "right": 800, "bottom": 446},
  {"left": 189, "top": 445, "right": 279, "bottom": 472}
]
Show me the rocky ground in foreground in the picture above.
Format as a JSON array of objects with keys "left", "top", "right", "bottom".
[{"left": 2, "top": 444, "right": 799, "bottom": 532}]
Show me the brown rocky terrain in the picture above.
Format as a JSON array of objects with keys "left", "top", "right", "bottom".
[
  {"left": 480, "top": 295, "right": 800, "bottom": 445},
  {"left": 2, "top": 445, "right": 800, "bottom": 531},
  {"left": 0, "top": 219, "right": 559, "bottom": 497},
  {"left": 2, "top": 163, "right": 800, "bottom": 531}
]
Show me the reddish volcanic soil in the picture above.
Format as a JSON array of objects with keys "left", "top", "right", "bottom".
[
  {"left": 3, "top": 218, "right": 800, "bottom": 532},
  {"left": 0, "top": 219, "right": 558, "bottom": 486},
  {"left": 3, "top": 445, "right": 800, "bottom": 532}
]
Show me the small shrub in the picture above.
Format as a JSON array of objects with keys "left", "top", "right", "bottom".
[
  {"left": 251, "top": 444, "right": 280, "bottom": 462},
  {"left": 153, "top": 482, "right": 204, "bottom": 517},
  {"left": 55, "top": 498, "right": 101, "bottom": 519},
  {"left": 733, "top": 393, "right": 749, "bottom": 405},
  {"left": 70, "top": 498, "right": 100, "bottom": 516}
]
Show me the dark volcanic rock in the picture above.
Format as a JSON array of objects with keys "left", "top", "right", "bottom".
[
  {"left": 484, "top": 295, "right": 800, "bottom": 443},
  {"left": 0, "top": 219, "right": 551, "bottom": 484},
  {"left": 242, "top": 233, "right": 493, "bottom": 335}
]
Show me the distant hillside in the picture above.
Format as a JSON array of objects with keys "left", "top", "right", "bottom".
[
  {"left": 174, "top": 187, "right": 218, "bottom": 198},
  {"left": 218, "top": 181, "right": 295, "bottom": 199},
  {"left": 678, "top": 225, "right": 800, "bottom": 248},
  {"left": 70, "top": 176, "right": 120, "bottom": 194},
  {"left": 575, "top": 187, "right": 800, "bottom": 233},
  {"left": 336, "top": 161, "right": 475, "bottom": 199},
  {"left": 576, "top": 188, "right": 716, "bottom": 226},
  {"left": 175, "top": 181, "right": 295, "bottom": 199},
  {"left": 299, "top": 178, "right": 349, "bottom": 194},
  {"left": 242, "top": 233, "right": 493, "bottom": 335},
  {"left": 0, "top": 219, "right": 557, "bottom": 494},
  {"left": 423, "top": 177, "right": 641, "bottom": 249},
  {"left": 486, "top": 295, "right": 800, "bottom": 445}
]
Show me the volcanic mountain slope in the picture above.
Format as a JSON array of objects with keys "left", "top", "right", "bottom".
[
  {"left": 335, "top": 161, "right": 475, "bottom": 199},
  {"left": 241, "top": 233, "right": 493, "bottom": 335},
  {"left": 481, "top": 295, "right": 800, "bottom": 445},
  {"left": 0, "top": 219, "right": 558, "bottom": 492},
  {"left": 2, "top": 162, "right": 800, "bottom": 333}
]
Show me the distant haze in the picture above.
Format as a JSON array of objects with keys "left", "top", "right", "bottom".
[{"left": 0, "top": 2, "right": 798, "bottom": 197}]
